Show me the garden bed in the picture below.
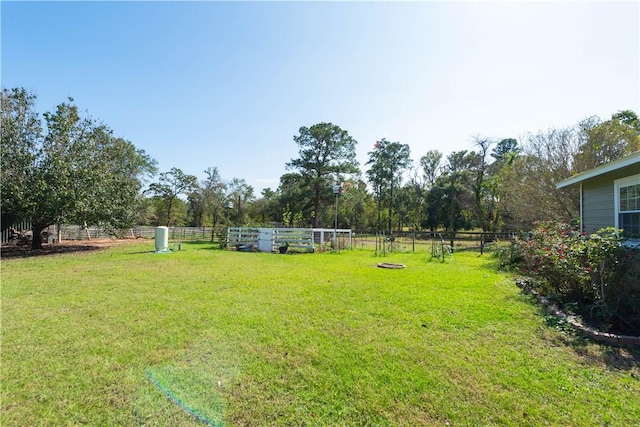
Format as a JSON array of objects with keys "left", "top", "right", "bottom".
[{"left": 516, "top": 278, "right": 640, "bottom": 347}]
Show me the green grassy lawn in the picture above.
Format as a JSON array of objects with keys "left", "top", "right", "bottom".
[{"left": 2, "top": 241, "right": 639, "bottom": 426}]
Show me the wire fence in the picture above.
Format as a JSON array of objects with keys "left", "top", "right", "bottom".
[
  {"left": 2, "top": 222, "right": 525, "bottom": 254},
  {"left": 351, "top": 231, "right": 524, "bottom": 254},
  {"left": 0, "top": 224, "right": 226, "bottom": 245}
]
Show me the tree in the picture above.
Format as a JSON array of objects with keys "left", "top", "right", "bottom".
[
  {"left": 485, "top": 138, "right": 521, "bottom": 231},
  {"left": 1, "top": 88, "right": 157, "bottom": 249},
  {"left": 442, "top": 150, "right": 475, "bottom": 239},
  {"left": 419, "top": 149, "right": 443, "bottom": 189},
  {"left": 365, "top": 148, "right": 387, "bottom": 231},
  {"left": 395, "top": 183, "right": 418, "bottom": 231},
  {"left": 612, "top": 109, "right": 640, "bottom": 131},
  {"left": 470, "top": 136, "right": 494, "bottom": 234},
  {"left": 395, "top": 150, "right": 443, "bottom": 231},
  {"left": 365, "top": 138, "right": 412, "bottom": 233},
  {"left": 77, "top": 134, "right": 157, "bottom": 233},
  {"left": 490, "top": 138, "right": 520, "bottom": 165},
  {"left": 574, "top": 111, "right": 640, "bottom": 172},
  {"left": 134, "top": 195, "right": 157, "bottom": 226},
  {"left": 148, "top": 195, "right": 188, "bottom": 226},
  {"left": 402, "top": 171, "right": 424, "bottom": 231},
  {"left": 499, "top": 127, "right": 580, "bottom": 228},
  {"left": 187, "top": 167, "right": 227, "bottom": 227},
  {"left": 286, "top": 123, "right": 359, "bottom": 228},
  {"left": 249, "top": 187, "right": 280, "bottom": 225},
  {"left": 276, "top": 173, "right": 312, "bottom": 227},
  {"left": 1, "top": 88, "right": 41, "bottom": 231},
  {"left": 227, "top": 178, "right": 254, "bottom": 225},
  {"left": 147, "top": 167, "right": 197, "bottom": 227},
  {"left": 337, "top": 177, "right": 371, "bottom": 230},
  {"left": 425, "top": 181, "right": 448, "bottom": 231}
]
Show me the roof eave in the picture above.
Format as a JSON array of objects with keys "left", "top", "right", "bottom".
[{"left": 556, "top": 152, "right": 640, "bottom": 189}]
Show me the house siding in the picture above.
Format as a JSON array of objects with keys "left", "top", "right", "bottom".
[
  {"left": 582, "top": 166, "right": 640, "bottom": 233},
  {"left": 583, "top": 178, "right": 614, "bottom": 234}
]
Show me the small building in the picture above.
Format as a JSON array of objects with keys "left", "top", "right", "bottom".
[{"left": 556, "top": 152, "right": 639, "bottom": 239}]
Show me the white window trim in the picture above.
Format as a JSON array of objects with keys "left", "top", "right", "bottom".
[{"left": 614, "top": 173, "right": 640, "bottom": 229}]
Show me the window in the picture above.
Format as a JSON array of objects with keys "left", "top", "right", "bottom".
[{"left": 615, "top": 174, "right": 640, "bottom": 238}]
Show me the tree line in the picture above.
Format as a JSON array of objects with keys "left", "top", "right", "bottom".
[{"left": 3, "top": 87, "right": 639, "bottom": 249}]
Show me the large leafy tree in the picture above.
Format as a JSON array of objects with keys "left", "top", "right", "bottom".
[
  {"left": 1, "top": 88, "right": 41, "bottom": 231},
  {"left": 574, "top": 110, "right": 640, "bottom": 172},
  {"left": 420, "top": 149, "right": 443, "bottom": 189},
  {"left": 337, "top": 177, "right": 371, "bottom": 230},
  {"left": 365, "top": 138, "right": 411, "bottom": 233},
  {"left": 286, "top": 123, "right": 359, "bottom": 228},
  {"left": 424, "top": 181, "right": 448, "bottom": 231},
  {"left": 249, "top": 187, "right": 280, "bottom": 225},
  {"left": 409, "top": 149, "right": 443, "bottom": 230},
  {"left": 77, "top": 134, "right": 156, "bottom": 233},
  {"left": 147, "top": 167, "right": 197, "bottom": 227},
  {"left": 442, "top": 150, "right": 475, "bottom": 236},
  {"left": 1, "top": 88, "right": 156, "bottom": 249},
  {"left": 276, "top": 173, "right": 312, "bottom": 227},
  {"left": 500, "top": 127, "right": 579, "bottom": 228},
  {"left": 187, "top": 167, "right": 227, "bottom": 227},
  {"left": 395, "top": 183, "right": 419, "bottom": 231}
]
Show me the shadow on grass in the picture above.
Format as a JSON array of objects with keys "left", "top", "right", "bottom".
[
  {"left": 536, "top": 304, "right": 640, "bottom": 373},
  {"left": 554, "top": 330, "right": 640, "bottom": 373},
  {"left": 120, "top": 241, "right": 220, "bottom": 255},
  {"left": 1, "top": 243, "right": 104, "bottom": 259}
]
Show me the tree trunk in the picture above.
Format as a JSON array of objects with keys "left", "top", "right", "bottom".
[
  {"left": 166, "top": 197, "right": 174, "bottom": 227},
  {"left": 31, "top": 224, "right": 45, "bottom": 250},
  {"left": 312, "top": 186, "right": 320, "bottom": 228},
  {"left": 237, "top": 195, "right": 241, "bottom": 223},
  {"left": 449, "top": 186, "right": 456, "bottom": 250},
  {"left": 376, "top": 190, "right": 381, "bottom": 232},
  {"left": 388, "top": 184, "right": 393, "bottom": 234}
]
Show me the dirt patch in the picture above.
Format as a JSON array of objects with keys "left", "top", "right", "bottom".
[{"left": 1, "top": 238, "right": 142, "bottom": 260}]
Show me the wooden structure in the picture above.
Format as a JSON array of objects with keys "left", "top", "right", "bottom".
[{"left": 226, "top": 227, "right": 353, "bottom": 253}]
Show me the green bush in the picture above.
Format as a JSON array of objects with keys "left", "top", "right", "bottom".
[{"left": 499, "top": 221, "right": 640, "bottom": 335}]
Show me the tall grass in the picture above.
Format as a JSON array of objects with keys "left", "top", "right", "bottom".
[{"left": 2, "top": 242, "right": 638, "bottom": 426}]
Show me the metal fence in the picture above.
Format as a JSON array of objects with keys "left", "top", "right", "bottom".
[
  {"left": 352, "top": 231, "right": 523, "bottom": 254},
  {"left": 1, "top": 224, "right": 227, "bottom": 244},
  {"left": 132, "top": 226, "right": 221, "bottom": 241},
  {"left": 2, "top": 222, "right": 524, "bottom": 253}
]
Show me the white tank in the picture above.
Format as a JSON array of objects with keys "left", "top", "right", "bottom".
[{"left": 155, "top": 226, "right": 169, "bottom": 252}]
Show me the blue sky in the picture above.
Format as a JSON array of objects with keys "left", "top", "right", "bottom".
[{"left": 3, "top": 1, "right": 639, "bottom": 195}]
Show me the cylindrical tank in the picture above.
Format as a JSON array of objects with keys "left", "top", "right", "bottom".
[{"left": 155, "top": 226, "right": 169, "bottom": 252}]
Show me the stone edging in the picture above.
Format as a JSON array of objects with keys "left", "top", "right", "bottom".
[
  {"left": 377, "top": 263, "right": 406, "bottom": 269},
  {"left": 515, "top": 278, "right": 640, "bottom": 347}
]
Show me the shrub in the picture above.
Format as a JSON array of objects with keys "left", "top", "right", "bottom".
[{"left": 498, "top": 221, "right": 640, "bottom": 335}]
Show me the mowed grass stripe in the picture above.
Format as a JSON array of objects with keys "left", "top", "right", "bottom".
[{"left": 2, "top": 241, "right": 638, "bottom": 425}]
